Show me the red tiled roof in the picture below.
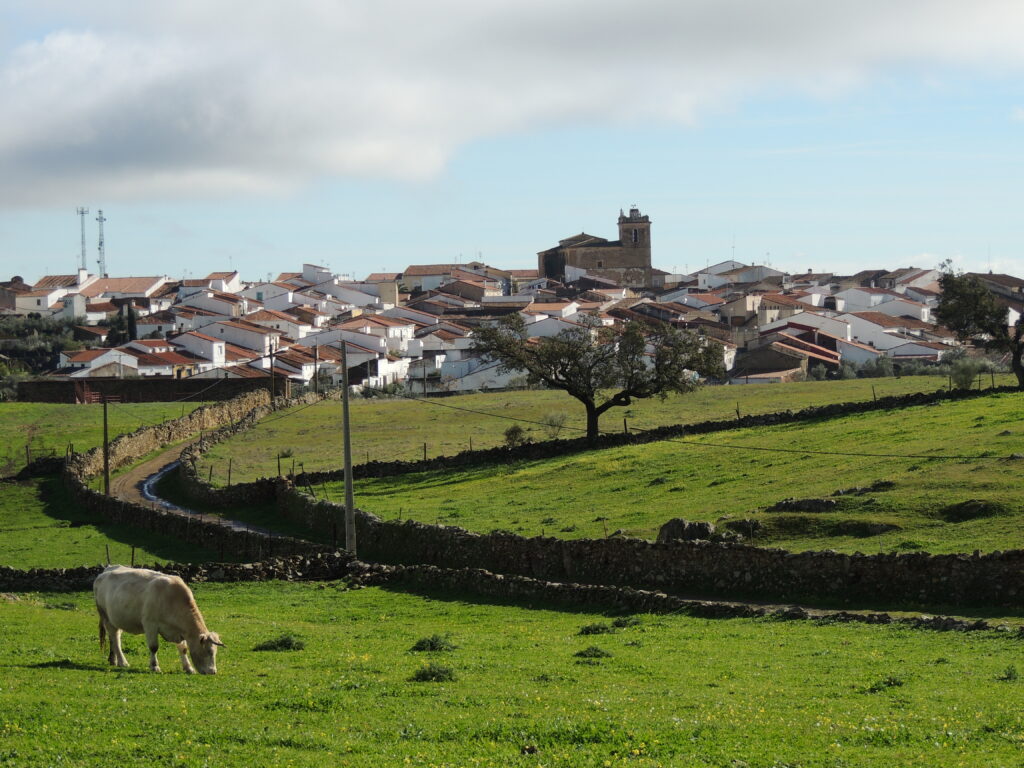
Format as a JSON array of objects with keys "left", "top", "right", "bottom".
[
  {"left": 78, "top": 277, "right": 165, "bottom": 298},
  {"left": 403, "top": 264, "right": 459, "bottom": 276}
]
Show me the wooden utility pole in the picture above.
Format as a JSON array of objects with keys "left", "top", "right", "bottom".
[
  {"left": 313, "top": 345, "right": 319, "bottom": 395},
  {"left": 102, "top": 396, "right": 111, "bottom": 496},
  {"left": 341, "top": 342, "right": 356, "bottom": 554}
]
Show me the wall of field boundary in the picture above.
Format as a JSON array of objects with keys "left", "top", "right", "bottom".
[
  {"left": 59, "top": 389, "right": 329, "bottom": 561},
  {"left": 0, "top": 555, "right": 1015, "bottom": 638}
]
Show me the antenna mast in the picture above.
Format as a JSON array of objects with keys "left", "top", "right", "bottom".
[
  {"left": 76, "top": 207, "right": 89, "bottom": 271},
  {"left": 96, "top": 209, "right": 107, "bottom": 277}
]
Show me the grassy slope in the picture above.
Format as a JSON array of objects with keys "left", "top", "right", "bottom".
[
  {"left": 0, "top": 401, "right": 204, "bottom": 476},
  {"left": 0, "top": 401, "right": 213, "bottom": 568},
  {"left": 2, "top": 583, "right": 1023, "bottom": 767},
  {"left": 345, "top": 392, "right": 1024, "bottom": 554},
  {"left": 0, "top": 477, "right": 223, "bottom": 568},
  {"left": 196, "top": 376, "right": 1008, "bottom": 484}
]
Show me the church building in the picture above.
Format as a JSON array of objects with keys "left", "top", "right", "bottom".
[{"left": 537, "top": 206, "right": 653, "bottom": 289}]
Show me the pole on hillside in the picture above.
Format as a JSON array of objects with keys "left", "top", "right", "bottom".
[
  {"left": 991, "top": 370, "right": 996, "bottom": 388},
  {"left": 423, "top": 442, "right": 427, "bottom": 461},
  {"left": 623, "top": 417, "right": 628, "bottom": 434},
  {"left": 341, "top": 342, "right": 356, "bottom": 555},
  {"left": 313, "top": 345, "right": 319, "bottom": 395},
  {"left": 227, "top": 458, "right": 232, "bottom": 487},
  {"left": 102, "top": 396, "right": 111, "bottom": 496},
  {"left": 872, "top": 385, "right": 877, "bottom": 402},
  {"left": 277, "top": 454, "right": 282, "bottom": 478},
  {"left": 269, "top": 341, "right": 276, "bottom": 400}
]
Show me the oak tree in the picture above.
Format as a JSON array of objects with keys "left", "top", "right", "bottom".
[
  {"left": 934, "top": 266, "right": 1024, "bottom": 388},
  {"left": 471, "top": 315, "right": 725, "bottom": 439}
]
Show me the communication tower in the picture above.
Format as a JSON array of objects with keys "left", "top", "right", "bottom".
[
  {"left": 96, "top": 210, "right": 107, "bottom": 278},
  {"left": 76, "top": 207, "right": 89, "bottom": 270}
]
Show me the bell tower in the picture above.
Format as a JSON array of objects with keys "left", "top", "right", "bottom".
[{"left": 618, "top": 205, "right": 651, "bottom": 252}]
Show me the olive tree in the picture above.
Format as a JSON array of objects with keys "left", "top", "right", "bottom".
[{"left": 471, "top": 315, "right": 725, "bottom": 439}]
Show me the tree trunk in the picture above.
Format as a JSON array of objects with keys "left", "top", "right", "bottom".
[
  {"left": 585, "top": 403, "right": 601, "bottom": 441},
  {"left": 1012, "top": 343, "right": 1024, "bottom": 389}
]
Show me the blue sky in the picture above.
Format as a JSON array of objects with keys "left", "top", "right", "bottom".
[{"left": 2, "top": 2, "right": 1023, "bottom": 282}]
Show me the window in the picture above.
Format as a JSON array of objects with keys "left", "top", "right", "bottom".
[
  {"left": 597, "top": 260, "right": 603, "bottom": 269},
  {"left": 632, "top": 228, "right": 639, "bottom": 244}
]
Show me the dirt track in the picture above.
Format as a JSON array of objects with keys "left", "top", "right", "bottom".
[{"left": 108, "top": 441, "right": 196, "bottom": 507}]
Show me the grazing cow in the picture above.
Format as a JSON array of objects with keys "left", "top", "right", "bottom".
[{"left": 94, "top": 565, "right": 224, "bottom": 674}]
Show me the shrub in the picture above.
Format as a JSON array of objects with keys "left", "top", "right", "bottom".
[
  {"left": 574, "top": 646, "right": 612, "bottom": 659},
  {"left": 253, "top": 633, "right": 305, "bottom": 651},
  {"left": 809, "top": 363, "right": 827, "bottom": 381},
  {"left": 951, "top": 359, "right": 982, "bottom": 390},
  {"left": 409, "top": 662, "right": 456, "bottom": 682},
  {"left": 540, "top": 412, "right": 568, "bottom": 439},
  {"left": 864, "top": 675, "right": 904, "bottom": 693},
  {"left": 503, "top": 425, "right": 530, "bottom": 448},
  {"left": 578, "top": 623, "right": 614, "bottom": 636},
  {"left": 997, "top": 665, "right": 1019, "bottom": 682},
  {"left": 611, "top": 616, "right": 641, "bottom": 629},
  {"left": 409, "top": 634, "right": 457, "bottom": 652}
]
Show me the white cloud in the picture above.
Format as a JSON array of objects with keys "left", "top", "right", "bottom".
[{"left": 3, "top": 0, "right": 1024, "bottom": 204}]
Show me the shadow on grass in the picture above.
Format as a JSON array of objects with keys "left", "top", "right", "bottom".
[
  {"left": 376, "top": 579, "right": 1024, "bottom": 622},
  {"left": 36, "top": 474, "right": 225, "bottom": 564}
]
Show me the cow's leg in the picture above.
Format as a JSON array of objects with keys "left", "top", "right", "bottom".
[
  {"left": 176, "top": 642, "right": 195, "bottom": 675},
  {"left": 145, "top": 628, "right": 162, "bottom": 673},
  {"left": 109, "top": 627, "right": 129, "bottom": 668}
]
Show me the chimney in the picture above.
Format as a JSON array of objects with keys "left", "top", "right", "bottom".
[{"left": 77, "top": 267, "right": 89, "bottom": 286}]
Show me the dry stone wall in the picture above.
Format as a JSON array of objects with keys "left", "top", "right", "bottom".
[{"left": 268, "top": 485, "right": 1024, "bottom": 609}]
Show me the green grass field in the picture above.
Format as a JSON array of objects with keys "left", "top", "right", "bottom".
[
  {"left": 342, "top": 391, "right": 1024, "bottom": 555},
  {"left": 3, "top": 582, "right": 1024, "bottom": 767},
  {"left": 0, "top": 401, "right": 204, "bottom": 476},
  {"left": 0, "top": 477, "right": 224, "bottom": 569},
  {"left": 196, "top": 376, "right": 1007, "bottom": 484}
]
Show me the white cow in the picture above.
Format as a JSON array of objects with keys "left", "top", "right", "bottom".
[{"left": 94, "top": 565, "right": 224, "bottom": 674}]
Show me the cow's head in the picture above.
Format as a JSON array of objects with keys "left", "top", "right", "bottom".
[{"left": 191, "top": 632, "right": 225, "bottom": 675}]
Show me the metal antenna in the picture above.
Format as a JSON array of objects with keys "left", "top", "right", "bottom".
[
  {"left": 96, "top": 209, "right": 107, "bottom": 277},
  {"left": 76, "top": 207, "right": 89, "bottom": 271}
]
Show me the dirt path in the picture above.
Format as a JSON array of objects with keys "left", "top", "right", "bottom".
[{"left": 109, "top": 441, "right": 197, "bottom": 507}]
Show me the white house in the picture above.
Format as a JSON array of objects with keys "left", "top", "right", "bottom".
[
  {"left": 172, "top": 331, "right": 227, "bottom": 368},
  {"left": 205, "top": 319, "right": 283, "bottom": 355}
]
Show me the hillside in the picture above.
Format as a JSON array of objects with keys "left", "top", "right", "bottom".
[
  {"left": 196, "top": 376, "right": 1005, "bottom": 483},
  {"left": 344, "top": 391, "right": 1024, "bottom": 554}
]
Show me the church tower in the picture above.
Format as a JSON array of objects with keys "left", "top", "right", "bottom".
[{"left": 618, "top": 205, "right": 651, "bottom": 253}]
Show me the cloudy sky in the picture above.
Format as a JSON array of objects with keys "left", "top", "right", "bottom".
[{"left": 2, "top": 0, "right": 1023, "bottom": 282}]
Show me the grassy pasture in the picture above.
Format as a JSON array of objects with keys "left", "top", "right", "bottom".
[
  {"left": 0, "top": 401, "right": 204, "bottom": 476},
  {"left": 0, "top": 477, "right": 222, "bottom": 568},
  {"left": 195, "top": 376, "right": 1002, "bottom": 484},
  {"left": 344, "top": 392, "right": 1024, "bottom": 554},
  {"left": 2, "top": 583, "right": 1024, "bottom": 767}
]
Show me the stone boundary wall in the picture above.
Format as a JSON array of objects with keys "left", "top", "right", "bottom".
[
  {"left": 269, "top": 486, "right": 1024, "bottom": 608},
  {"left": 0, "top": 556, "right": 1014, "bottom": 637},
  {"left": 60, "top": 389, "right": 328, "bottom": 562},
  {"left": 296, "top": 385, "right": 1020, "bottom": 483}
]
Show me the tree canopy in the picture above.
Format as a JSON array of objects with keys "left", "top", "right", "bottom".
[
  {"left": 934, "top": 265, "right": 1024, "bottom": 387},
  {"left": 471, "top": 315, "right": 725, "bottom": 439}
]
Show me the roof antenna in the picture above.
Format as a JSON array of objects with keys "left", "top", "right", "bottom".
[{"left": 95, "top": 209, "right": 107, "bottom": 278}]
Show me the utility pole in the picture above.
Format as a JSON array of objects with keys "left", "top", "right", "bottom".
[
  {"left": 313, "top": 344, "right": 319, "bottom": 395},
  {"left": 269, "top": 340, "right": 276, "bottom": 399},
  {"left": 341, "top": 342, "right": 356, "bottom": 554},
  {"left": 102, "top": 396, "right": 110, "bottom": 496}
]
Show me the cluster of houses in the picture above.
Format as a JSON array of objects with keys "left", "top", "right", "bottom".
[{"left": 3, "top": 213, "right": 1022, "bottom": 390}]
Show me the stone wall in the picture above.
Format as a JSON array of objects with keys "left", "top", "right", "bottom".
[
  {"left": 267, "top": 485, "right": 1024, "bottom": 609},
  {"left": 0, "top": 556, "right": 1011, "bottom": 637}
]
